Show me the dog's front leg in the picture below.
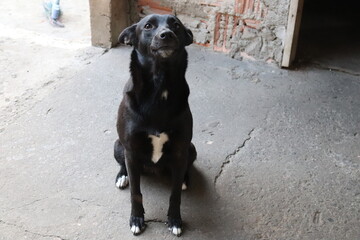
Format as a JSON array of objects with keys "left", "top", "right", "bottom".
[
  {"left": 167, "top": 154, "right": 187, "bottom": 237},
  {"left": 125, "top": 150, "right": 146, "bottom": 235}
]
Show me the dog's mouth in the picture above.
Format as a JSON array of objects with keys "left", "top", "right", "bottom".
[{"left": 150, "top": 45, "right": 177, "bottom": 58}]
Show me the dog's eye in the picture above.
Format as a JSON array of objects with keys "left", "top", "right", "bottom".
[
  {"left": 174, "top": 23, "right": 181, "bottom": 29},
  {"left": 144, "top": 23, "right": 153, "bottom": 30}
]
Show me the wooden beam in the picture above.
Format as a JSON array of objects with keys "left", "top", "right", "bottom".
[{"left": 281, "top": 0, "right": 304, "bottom": 67}]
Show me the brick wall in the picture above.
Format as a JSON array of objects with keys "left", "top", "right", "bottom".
[{"left": 137, "top": 0, "right": 290, "bottom": 65}]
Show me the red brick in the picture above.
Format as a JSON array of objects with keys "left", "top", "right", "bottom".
[
  {"left": 138, "top": 0, "right": 172, "bottom": 15},
  {"left": 244, "top": 19, "right": 261, "bottom": 29}
]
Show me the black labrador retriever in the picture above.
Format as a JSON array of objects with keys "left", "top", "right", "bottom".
[{"left": 114, "top": 14, "right": 197, "bottom": 236}]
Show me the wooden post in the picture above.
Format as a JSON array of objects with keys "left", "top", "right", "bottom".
[{"left": 281, "top": 0, "right": 304, "bottom": 67}]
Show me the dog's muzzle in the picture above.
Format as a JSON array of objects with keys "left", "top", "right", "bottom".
[{"left": 150, "top": 29, "right": 179, "bottom": 58}]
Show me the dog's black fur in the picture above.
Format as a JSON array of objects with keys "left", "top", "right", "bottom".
[{"left": 114, "top": 14, "right": 197, "bottom": 236}]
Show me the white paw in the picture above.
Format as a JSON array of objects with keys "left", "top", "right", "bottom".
[
  {"left": 181, "top": 183, "right": 187, "bottom": 191},
  {"left": 131, "top": 225, "right": 141, "bottom": 235},
  {"left": 115, "top": 175, "right": 128, "bottom": 189},
  {"left": 169, "top": 226, "right": 182, "bottom": 236}
]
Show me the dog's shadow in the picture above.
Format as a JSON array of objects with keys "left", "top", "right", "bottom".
[
  {"left": 183, "top": 165, "right": 220, "bottom": 233},
  {"left": 140, "top": 161, "right": 219, "bottom": 234}
]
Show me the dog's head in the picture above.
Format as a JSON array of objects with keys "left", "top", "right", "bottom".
[{"left": 119, "top": 14, "right": 193, "bottom": 59}]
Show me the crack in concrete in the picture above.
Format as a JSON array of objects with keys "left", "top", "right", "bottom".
[
  {"left": 311, "top": 62, "right": 360, "bottom": 76},
  {"left": 145, "top": 218, "right": 166, "bottom": 224},
  {"left": 71, "top": 197, "right": 88, "bottom": 203},
  {"left": 4, "top": 198, "right": 48, "bottom": 212},
  {"left": 20, "top": 198, "right": 47, "bottom": 208},
  {"left": 0, "top": 179, "right": 7, "bottom": 190},
  {"left": 71, "top": 197, "right": 104, "bottom": 209},
  {"left": 214, "top": 128, "right": 255, "bottom": 186},
  {"left": 0, "top": 220, "right": 68, "bottom": 240}
]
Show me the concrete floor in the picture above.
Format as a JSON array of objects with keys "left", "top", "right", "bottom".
[
  {"left": 1, "top": 44, "right": 360, "bottom": 239},
  {"left": 0, "top": 0, "right": 103, "bottom": 130}
]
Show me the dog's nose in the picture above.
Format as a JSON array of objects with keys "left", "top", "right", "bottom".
[{"left": 159, "top": 30, "right": 175, "bottom": 40}]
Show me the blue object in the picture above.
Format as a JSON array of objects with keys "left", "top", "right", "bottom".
[
  {"left": 43, "top": 0, "right": 64, "bottom": 27},
  {"left": 51, "top": 0, "right": 60, "bottom": 20}
]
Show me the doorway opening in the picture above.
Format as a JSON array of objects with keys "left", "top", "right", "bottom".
[{"left": 296, "top": 0, "right": 360, "bottom": 74}]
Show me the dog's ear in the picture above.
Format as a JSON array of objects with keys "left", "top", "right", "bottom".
[
  {"left": 184, "top": 28, "right": 193, "bottom": 46},
  {"left": 118, "top": 24, "right": 137, "bottom": 46}
]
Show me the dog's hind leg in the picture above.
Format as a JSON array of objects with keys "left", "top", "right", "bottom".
[
  {"left": 114, "top": 139, "right": 129, "bottom": 189},
  {"left": 182, "top": 143, "right": 197, "bottom": 191}
]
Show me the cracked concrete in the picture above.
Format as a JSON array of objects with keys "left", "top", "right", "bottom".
[
  {"left": 307, "top": 63, "right": 360, "bottom": 77},
  {"left": 1, "top": 39, "right": 360, "bottom": 240},
  {"left": 0, "top": 220, "right": 68, "bottom": 240},
  {"left": 214, "top": 128, "right": 255, "bottom": 186},
  {"left": 145, "top": 218, "right": 167, "bottom": 224}
]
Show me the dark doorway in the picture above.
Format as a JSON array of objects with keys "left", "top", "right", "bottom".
[{"left": 296, "top": 0, "right": 360, "bottom": 74}]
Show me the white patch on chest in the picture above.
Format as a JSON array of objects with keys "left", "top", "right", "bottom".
[
  {"left": 148, "top": 133, "right": 169, "bottom": 163},
  {"left": 161, "top": 90, "right": 168, "bottom": 100}
]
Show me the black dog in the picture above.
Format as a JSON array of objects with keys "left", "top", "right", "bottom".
[{"left": 114, "top": 14, "right": 197, "bottom": 236}]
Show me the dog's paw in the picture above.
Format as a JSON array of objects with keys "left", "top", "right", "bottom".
[
  {"left": 181, "top": 182, "right": 187, "bottom": 191},
  {"left": 115, "top": 175, "right": 129, "bottom": 189},
  {"left": 130, "top": 216, "right": 146, "bottom": 235},
  {"left": 167, "top": 218, "right": 182, "bottom": 237}
]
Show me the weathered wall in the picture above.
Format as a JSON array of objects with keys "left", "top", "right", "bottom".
[
  {"left": 89, "top": 0, "right": 138, "bottom": 48},
  {"left": 137, "top": 0, "right": 291, "bottom": 65}
]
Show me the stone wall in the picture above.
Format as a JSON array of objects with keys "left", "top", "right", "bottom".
[{"left": 137, "top": 0, "right": 291, "bottom": 65}]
